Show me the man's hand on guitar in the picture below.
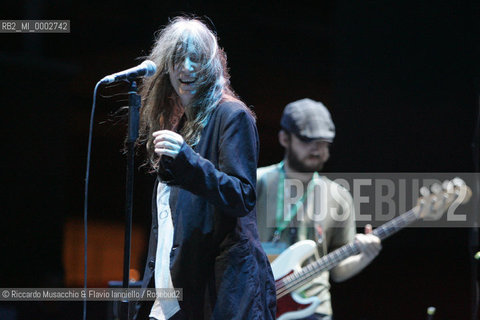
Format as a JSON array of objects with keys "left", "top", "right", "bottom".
[
  {"left": 355, "top": 224, "right": 382, "bottom": 260},
  {"left": 330, "top": 224, "right": 382, "bottom": 282}
]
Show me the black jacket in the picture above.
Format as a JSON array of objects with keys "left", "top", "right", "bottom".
[{"left": 137, "top": 100, "right": 276, "bottom": 320}]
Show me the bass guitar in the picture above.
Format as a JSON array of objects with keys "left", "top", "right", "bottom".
[{"left": 272, "top": 178, "right": 471, "bottom": 320}]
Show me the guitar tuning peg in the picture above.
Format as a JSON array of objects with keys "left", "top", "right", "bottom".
[
  {"left": 442, "top": 180, "right": 454, "bottom": 192},
  {"left": 420, "top": 186, "right": 430, "bottom": 197},
  {"left": 452, "top": 177, "right": 466, "bottom": 187},
  {"left": 430, "top": 183, "right": 442, "bottom": 194},
  {"left": 442, "top": 180, "right": 450, "bottom": 190}
]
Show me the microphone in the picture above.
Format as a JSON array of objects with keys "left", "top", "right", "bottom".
[{"left": 100, "top": 60, "right": 157, "bottom": 84}]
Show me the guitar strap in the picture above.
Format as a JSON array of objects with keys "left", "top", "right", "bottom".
[{"left": 273, "top": 161, "right": 320, "bottom": 243}]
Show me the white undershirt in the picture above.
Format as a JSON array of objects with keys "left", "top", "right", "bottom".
[{"left": 149, "top": 182, "right": 180, "bottom": 320}]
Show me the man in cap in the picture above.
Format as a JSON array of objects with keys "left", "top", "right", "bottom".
[{"left": 256, "top": 98, "right": 381, "bottom": 320}]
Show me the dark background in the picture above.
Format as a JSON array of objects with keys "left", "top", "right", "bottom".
[{"left": 1, "top": 0, "right": 479, "bottom": 319}]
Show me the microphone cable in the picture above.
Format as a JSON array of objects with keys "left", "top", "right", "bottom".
[{"left": 82, "top": 80, "right": 102, "bottom": 320}]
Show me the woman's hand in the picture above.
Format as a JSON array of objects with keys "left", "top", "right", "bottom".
[{"left": 153, "top": 130, "right": 184, "bottom": 159}]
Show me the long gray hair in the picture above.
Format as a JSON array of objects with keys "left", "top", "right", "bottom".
[{"left": 139, "top": 16, "right": 236, "bottom": 169}]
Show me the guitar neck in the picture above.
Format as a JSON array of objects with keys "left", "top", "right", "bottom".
[
  {"left": 372, "top": 208, "right": 418, "bottom": 240},
  {"left": 277, "top": 208, "right": 419, "bottom": 298}
]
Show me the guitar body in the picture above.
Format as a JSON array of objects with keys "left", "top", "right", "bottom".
[{"left": 272, "top": 240, "right": 321, "bottom": 320}]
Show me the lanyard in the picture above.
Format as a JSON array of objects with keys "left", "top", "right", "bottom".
[{"left": 273, "top": 161, "right": 319, "bottom": 242}]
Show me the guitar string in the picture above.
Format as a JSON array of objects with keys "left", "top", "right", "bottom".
[
  {"left": 275, "top": 222, "right": 406, "bottom": 297},
  {"left": 275, "top": 210, "right": 417, "bottom": 297},
  {"left": 275, "top": 212, "right": 415, "bottom": 297},
  {"left": 275, "top": 187, "right": 460, "bottom": 296},
  {"left": 275, "top": 209, "right": 418, "bottom": 298}
]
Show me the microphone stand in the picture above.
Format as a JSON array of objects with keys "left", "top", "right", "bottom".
[{"left": 120, "top": 80, "right": 141, "bottom": 320}]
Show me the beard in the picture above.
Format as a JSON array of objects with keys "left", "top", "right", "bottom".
[{"left": 287, "top": 150, "right": 325, "bottom": 173}]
